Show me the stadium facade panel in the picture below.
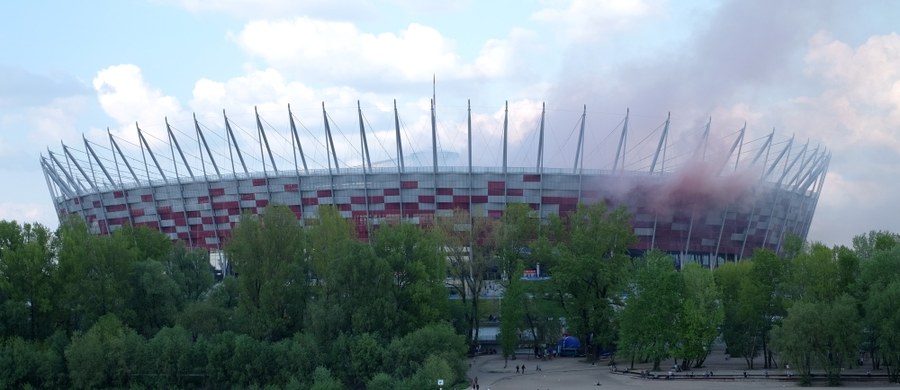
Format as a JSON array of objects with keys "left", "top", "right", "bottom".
[{"left": 41, "top": 102, "right": 828, "bottom": 264}]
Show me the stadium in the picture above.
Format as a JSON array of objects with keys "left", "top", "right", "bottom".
[{"left": 40, "top": 100, "right": 829, "bottom": 266}]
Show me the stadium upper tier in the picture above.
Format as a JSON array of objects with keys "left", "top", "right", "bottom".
[{"left": 41, "top": 101, "right": 829, "bottom": 264}]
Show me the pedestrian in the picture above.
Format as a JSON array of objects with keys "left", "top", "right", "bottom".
[
  {"left": 516, "top": 365, "right": 520, "bottom": 374},
  {"left": 522, "top": 364, "right": 526, "bottom": 374}
]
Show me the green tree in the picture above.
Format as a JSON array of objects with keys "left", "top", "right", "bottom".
[
  {"left": 57, "top": 218, "right": 138, "bottom": 332},
  {"left": 176, "top": 300, "right": 232, "bottom": 338},
  {"left": 0, "top": 334, "right": 69, "bottom": 388},
  {"left": 201, "top": 331, "right": 238, "bottom": 386},
  {"left": 435, "top": 209, "right": 494, "bottom": 351},
  {"left": 771, "top": 296, "right": 860, "bottom": 385},
  {"left": 618, "top": 250, "right": 682, "bottom": 370},
  {"left": 676, "top": 262, "right": 722, "bottom": 369},
  {"left": 869, "top": 280, "right": 900, "bottom": 382},
  {"left": 398, "top": 354, "right": 458, "bottom": 390},
  {"left": 856, "top": 246, "right": 900, "bottom": 371},
  {"left": 347, "top": 332, "right": 386, "bottom": 387},
  {"left": 64, "top": 314, "right": 144, "bottom": 389},
  {"left": 499, "top": 263, "right": 524, "bottom": 367},
  {"left": 715, "top": 260, "right": 765, "bottom": 368},
  {"left": 310, "top": 366, "right": 344, "bottom": 390},
  {"left": 0, "top": 220, "right": 25, "bottom": 258},
  {"left": 371, "top": 222, "right": 448, "bottom": 338},
  {"left": 367, "top": 372, "right": 396, "bottom": 390},
  {"left": 387, "top": 323, "right": 467, "bottom": 381},
  {"left": 786, "top": 243, "right": 841, "bottom": 303},
  {"left": 749, "top": 249, "right": 787, "bottom": 369},
  {"left": 307, "top": 205, "right": 355, "bottom": 284},
  {"left": 0, "top": 222, "right": 57, "bottom": 340},
  {"left": 112, "top": 224, "right": 172, "bottom": 262},
  {"left": 227, "top": 204, "right": 309, "bottom": 340},
  {"left": 852, "top": 230, "right": 899, "bottom": 261},
  {"left": 127, "top": 259, "right": 179, "bottom": 336},
  {"left": 306, "top": 241, "right": 394, "bottom": 341},
  {"left": 145, "top": 325, "right": 194, "bottom": 387},
  {"left": 495, "top": 203, "right": 538, "bottom": 282},
  {"left": 164, "top": 242, "right": 214, "bottom": 304},
  {"left": 551, "top": 203, "right": 635, "bottom": 359}
]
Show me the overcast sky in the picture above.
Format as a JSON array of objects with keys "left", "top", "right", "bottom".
[{"left": 3, "top": 0, "right": 900, "bottom": 247}]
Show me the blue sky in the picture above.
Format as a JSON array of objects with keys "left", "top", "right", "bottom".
[{"left": 3, "top": 0, "right": 900, "bottom": 246}]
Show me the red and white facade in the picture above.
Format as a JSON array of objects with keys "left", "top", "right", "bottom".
[{"left": 42, "top": 102, "right": 829, "bottom": 265}]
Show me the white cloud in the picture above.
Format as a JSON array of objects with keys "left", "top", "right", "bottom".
[
  {"left": 234, "top": 17, "right": 528, "bottom": 85},
  {"left": 26, "top": 96, "right": 90, "bottom": 145},
  {"left": 531, "top": 0, "right": 656, "bottom": 42},
  {"left": 772, "top": 31, "right": 900, "bottom": 245},
  {"left": 175, "top": 0, "right": 375, "bottom": 20},
  {"left": 0, "top": 201, "right": 51, "bottom": 226},
  {"left": 799, "top": 32, "right": 900, "bottom": 150},
  {"left": 93, "top": 64, "right": 184, "bottom": 144}
]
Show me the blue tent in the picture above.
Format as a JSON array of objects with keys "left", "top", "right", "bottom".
[{"left": 556, "top": 335, "right": 581, "bottom": 356}]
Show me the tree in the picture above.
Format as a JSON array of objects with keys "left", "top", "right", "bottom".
[
  {"left": 864, "top": 280, "right": 900, "bottom": 382},
  {"left": 715, "top": 260, "right": 765, "bottom": 368},
  {"left": 305, "top": 236, "right": 394, "bottom": 342},
  {"left": 64, "top": 314, "right": 144, "bottom": 389},
  {"left": 617, "top": 250, "right": 682, "bottom": 370},
  {"left": 0, "top": 332, "right": 68, "bottom": 388},
  {"left": 306, "top": 205, "right": 355, "bottom": 285},
  {"left": 499, "top": 263, "right": 524, "bottom": 367},
  {"left": 145, "top": 325, "right": 194, "bottom": 387},
  {"left": 57, "top": 217, "right": 138, "bottom": 332},
  {"left": 869, "top": 280, "right": 900, "bottom": 382},
  {"left": 399, "top": 354, "right": 458, "bottom": 390},
  {"left": 112, "top": 224, "right": 171, "bottom": 262},
  {"left": 786, "top": 243, "right": 841, "bottom": 303},
  {"left": 310, "top": 366, "right": 344, "bottom": 390},
  {"left": 387, "top": 323, "right": 467, "bottom": 381},
  {"left": 852, "top": 230, "right": 899, "bottom": 261},
  {"left": 164, "top": 242, "right": 214, "bottom": 305},
  {"left": 676, "top": 262, "right": 722, "bottom": 369},
  {"left": 127, "top": 259, "right": 179, "bottom": 336},
  {"left": 0, "top": 222, "right": 57, "bottom": 340},
  {"left": 346, "top": 333, "right": 386, "bottom": 387},
  {"left": 495, "top": 203, "right": 538, "bottom": 282},
  {"left": 749, "top": 249, "right": 787, "bottom": 369},
  {"left": 227, "top": 204, "right": 309, "bottom": 340},
  {"left": 772, "top": 296, "right": 860, "bottom": 385},
  {"left": 366, "top": 372, "right": 396, "bottom": 390},
  {"left": 856, "top": 245, "right": 900, "bottom": 371},
  {"left": 371, "top": 222, "right": 448, "bottom": 338},
  {"left": 551, "top": 203, "right": 635, "bottom": 359},
  {"left": 435, "top": 208, "right": 494, "bottom": 351}
]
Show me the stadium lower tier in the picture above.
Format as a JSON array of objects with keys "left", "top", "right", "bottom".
[{"left": 53, "top": 170, "right": 819, "bottom": 262}]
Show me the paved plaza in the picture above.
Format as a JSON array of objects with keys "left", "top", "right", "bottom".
[{"left": 465, "top": 345, "right": 900, "bottom": 390}]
